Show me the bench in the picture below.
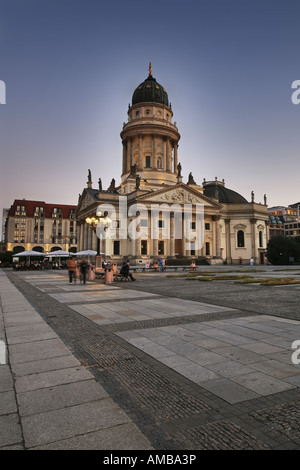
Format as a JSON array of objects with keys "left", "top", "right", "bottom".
[
  {"left": 130, "top": 266, "right": 191, "bottom": 273},
  {"left": 114, "top": 273, "right": 130, "bottom": 282},
  {"left": 95, "top": 272, "right": 105, "bottom": 279}
]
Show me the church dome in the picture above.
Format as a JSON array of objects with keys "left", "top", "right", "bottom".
[
  {"left": 132, "top": 64, "right": 169, "bottom": 106},
  {"left": 203, "top": 181, "right": 248, "bottom": 204}
]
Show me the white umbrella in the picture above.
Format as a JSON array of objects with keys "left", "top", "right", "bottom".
[
  {"left": 13, "top": 250, "right": 45, "bottom": 257},
  {"left": 45, "top": 250, "right": 72, "bottom": 257},
  {"left": 13, "top": 250, "right": 45, "bottom": 265},
  {"left": 74, "top": 250, "right": 101, "bottom": 256}
]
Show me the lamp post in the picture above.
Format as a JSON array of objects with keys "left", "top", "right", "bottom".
[{"left": 86, "top": 210, "right": 112, "bottom": 273}]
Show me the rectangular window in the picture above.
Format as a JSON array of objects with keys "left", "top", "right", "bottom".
[
  {"left": 158, "top": 240, "right": 164, "bottom": 255},
  {"left": 113, "top": 240, "right": 120, "bottom": 255},
  {"left": 190, "top": 222, "right": 196, "bottom": 230},
  {"left": 145, "top": 156, "right": 151, "bottom": 168},
  {"left": 205, "top": 223, "right": 210, "bottom": 230},
  {"left": 141, "top": 240, "right": 147, "bottom": 255},
  {"left": 205, "top": 242, "right": 210, "bottom": 256}
]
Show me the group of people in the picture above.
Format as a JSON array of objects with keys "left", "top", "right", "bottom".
[
  {"left": 66, "top": 256, "right": 95, "bottom": 284},
  {"left": 67, "top": 258, "right": 136, "bottom": 283}
]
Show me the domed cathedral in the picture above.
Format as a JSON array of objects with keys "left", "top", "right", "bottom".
[
  {"left": 120, "top": 63, "right": 180, "bottom": 190},
  {"left": 76, "top": 64, "right": 270, "bottom": 265}
]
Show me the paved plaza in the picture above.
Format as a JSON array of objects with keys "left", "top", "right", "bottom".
[{"left": 1, "top": 265, "right": 300, "bottom": 450}]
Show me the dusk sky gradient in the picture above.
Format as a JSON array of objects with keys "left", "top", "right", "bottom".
[{"left": 1, "top": 0, "right": 300, "bottom": 235}]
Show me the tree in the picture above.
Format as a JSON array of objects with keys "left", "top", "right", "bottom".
[
  {"left": 0, "top": 251, "right": 13, "bottom": 267},
  {"left": 266, "top": 236, "right": 300, "bottom": 265}
]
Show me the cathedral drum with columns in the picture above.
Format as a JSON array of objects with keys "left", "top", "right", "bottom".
[{"left": 76, "top": 65, "right": 269, "bottom": 265}]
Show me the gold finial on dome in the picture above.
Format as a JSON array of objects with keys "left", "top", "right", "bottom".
[{"left": 149, "top": 62, "right": 152, "bottom": 76}]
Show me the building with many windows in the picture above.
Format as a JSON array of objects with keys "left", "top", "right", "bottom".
[
  {"left": 4, "top": 199, "right": 77, "bottom": 254},
  {"left": 76, "top": 65, "right": 269, "bottom": 265},
  {"left": 268, "top": 204, "right": 300, "bottom": 238}
]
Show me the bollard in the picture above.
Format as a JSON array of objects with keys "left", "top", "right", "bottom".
[{"left": 105, "top": 266, "right": 114, "bottom": 284}]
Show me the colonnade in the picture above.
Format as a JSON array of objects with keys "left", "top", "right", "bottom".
[
  {"left": 77, "top": 212, "right": 223, "bottom": 260},
  {"left": 122, "top": 135, "right": 178, "bottom": 175}
]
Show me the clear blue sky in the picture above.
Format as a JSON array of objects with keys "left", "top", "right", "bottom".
[{"left": 1, "top": 0, "right": 300, "bottom": 235}]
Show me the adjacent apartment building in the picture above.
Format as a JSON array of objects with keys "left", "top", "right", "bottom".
[
  {"left": 268, "top": 204, "right": 300, "bottom": 238},
  {"left": 4, "top": 199, "right": 77, "bottom": 254}
]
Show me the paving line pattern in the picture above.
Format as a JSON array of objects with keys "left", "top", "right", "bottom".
[{"left": 5, "top": 270, "right": 300, "bottom": 449}]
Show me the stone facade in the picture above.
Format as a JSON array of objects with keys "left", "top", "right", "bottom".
[
  {"left": 5, "top": 199, "right": 77, "bottom": 254},
  {"left": 76, "top": 66, "right": 269, "bottom": 265}
]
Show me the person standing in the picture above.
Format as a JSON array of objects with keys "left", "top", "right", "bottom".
[
  {"left": 88, "top": 262, "right": 95, "bottom": 281},
  {"left": 80, "top": 258, "right": 88, "bottom": 284},
  {"left": 67, "top": 256, "right": 76, "bottom": 284}
]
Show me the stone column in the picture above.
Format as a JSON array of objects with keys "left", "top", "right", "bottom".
[
  {"left": 225, "top": 219, "right": 231, "bottom": 264},
  {"left": 212, "top": 215, "right": 221, "bottom": 258},
  {"left": 250, "top": 218, "right": 257, "bottom": 260},
  {"left": 127, "top": 138, "right": 132, "bottom": 172},
  {"left": 88, "top": 227, "right": 92, "bottom": 250},
  {"left": 163, "top": 138, "right": 167, "bottom": 171},
  {"left": 130, "top": 236, "right": 136, "bottom": 258},
  {"left": 83, "top": 224, "right": 87, "bottom": 250},
  {"left": 170, "top": 213, "right": 175, "bottom": 257},
  {"left": 174, "top": 143, "right": 178, "bottom": 173},
  {"left": 135, "top": 237, "right": 141, "bottom": 258},
  {"left": 80, "top": 223, "right": 84, "bottom": 251},
  {"left": 153, "top": 239, "right": 158, "bottom": 257},
  {"left": 152, "top": 134, "right": 157, "bottom": 168},
  {"left": 92, "top": 230, "right": 97, "bottom": 252},
  {"left": 122, "top": 140, "right": 127, "bottom": 174},
  {"left": 166, "top": 139, "right": 171, "bottom": 172},
  {"left": 138, "top": 134, "right": 143, "bottom": 169}
]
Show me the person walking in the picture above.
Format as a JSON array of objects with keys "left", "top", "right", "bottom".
[{"left": 67, "top": 256, "right": 76, "bottom": 284}]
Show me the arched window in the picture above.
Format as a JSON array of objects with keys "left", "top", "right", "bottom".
[
  {"left": 32, "top": 246, "right": 44, "bottom": 253},
  {"left": 259, "top": 231, "right": 263, "bottom": 248},
  {"left": 237, "top": 230, "right": 245, "bottom": 247}
]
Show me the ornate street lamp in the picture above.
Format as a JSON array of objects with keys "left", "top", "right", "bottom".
[{"left": 86, "top": 210, "right": 112, "bottom": 273}]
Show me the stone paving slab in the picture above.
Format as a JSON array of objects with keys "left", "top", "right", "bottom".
[
  {"left": 3, "top": 267, "right": 300, "bottom": 450},
  {"left": 32, "top": 422, "right": 152, "bottom": 450},
  {"left": 8, "top": 338, "right": 74, "bottom": 365},
  {"left": 49, "top": 289, "right": 157, "bottom": 303},
  {"left": 5, "top": 323, "right": 57, "bottom": 345},
  {"left": 11, "top": 354, "right": 82, "bottom": 377},
  {"left": 68, "top": 297, "right": 235, "bottom": 325},
  {"left": 17, "top": 379, "right": 109, "bottom": 416},
  {"left": 21, "top": 399, "right": 133, "bottom": 448},
  {"left": 0, "top": 270, "right": 153, "bottom": 450},
  {"left": 198, "top": 377, "right": 260, "bottom": 404},
  {"left": 0, "top": 414, "right": 23, "bottom": 448},
  {"left": 116, "top": 314, "right": 300, "bottom": 404},
  {"left": 15, "top": 365, "right": 94, "bottom": 393}
]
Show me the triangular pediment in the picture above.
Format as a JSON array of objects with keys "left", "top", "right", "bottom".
[
  {"left": 76, "top": 189, "right": 98, "bottom": 213},
  {"left": 135, "top": 184, "right": 222, "bottom": 208}
]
